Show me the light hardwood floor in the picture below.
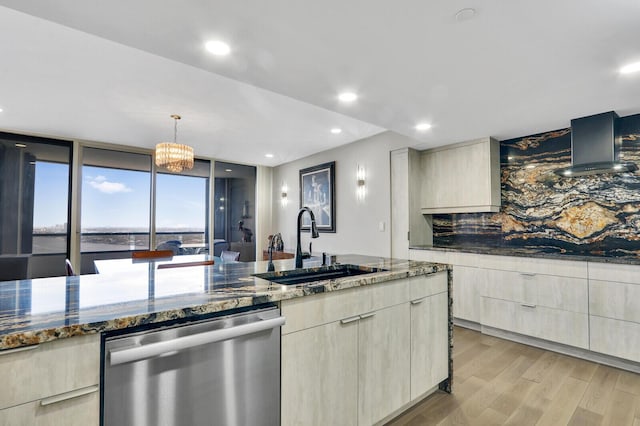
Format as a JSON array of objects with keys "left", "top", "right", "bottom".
[{"left": 387, "top": 326, "right": 640, "bottom": 426}]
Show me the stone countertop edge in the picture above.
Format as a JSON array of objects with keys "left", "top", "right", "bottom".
[
  {"left": 0, "top": 257, "right": 449, "bottom": 351},
  {"left": 410, "top": 245, "right": 640, "bottom": 265}
]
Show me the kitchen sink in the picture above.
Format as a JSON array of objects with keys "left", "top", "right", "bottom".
[{"left": 253, "top": 264, "right": 387, "bottom": 285}]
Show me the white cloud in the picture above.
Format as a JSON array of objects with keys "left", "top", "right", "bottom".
[{"left": 88, "top": 177, "right": 132, "bottom": 194}]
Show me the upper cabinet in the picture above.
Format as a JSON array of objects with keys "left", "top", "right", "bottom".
[{"left": 421, "top": 137, "right": 501, "bottom": 214}]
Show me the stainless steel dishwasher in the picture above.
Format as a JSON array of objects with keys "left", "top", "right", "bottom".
[{"left": 102, "top": 305, "right": 284, "bottom": 426}]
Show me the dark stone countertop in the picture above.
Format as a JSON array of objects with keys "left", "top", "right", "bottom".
[
  {"left": 0, "top": 254, "right": 448, "bottom": 350},
  {"left": 410, "top": 245, "right": 640, "bottom": 265}
]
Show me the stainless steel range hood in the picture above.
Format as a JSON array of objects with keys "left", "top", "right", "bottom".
[{"left": 554, "top": 111, "right": 638, "bottom": 177}]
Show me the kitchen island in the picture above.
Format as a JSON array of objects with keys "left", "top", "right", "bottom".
[{"left": 0, "top": 254, "right": 452, "bottom": 425}]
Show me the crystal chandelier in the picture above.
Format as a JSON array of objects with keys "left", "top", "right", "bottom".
[{"left": 155, "top": 114, "right": 194, "bottom": 173}]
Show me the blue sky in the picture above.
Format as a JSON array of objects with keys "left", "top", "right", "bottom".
[{"left": 33, "top": 162, "right": 206, "bottom": 230}]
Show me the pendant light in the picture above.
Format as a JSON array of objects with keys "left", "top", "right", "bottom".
[{"left": 155, "top": 114, "right": 194, "bottom": 173}]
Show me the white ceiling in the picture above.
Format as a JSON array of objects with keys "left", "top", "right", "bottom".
[{"left": 1, "top": 1, "right": 640, "bottom": 166}]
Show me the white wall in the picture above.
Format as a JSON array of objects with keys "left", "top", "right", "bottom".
[{"left": 270, "top": 131, "right": 418, "bottom": 257}]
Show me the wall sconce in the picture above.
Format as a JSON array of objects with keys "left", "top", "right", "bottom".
[
  {"left": 281, "top": 183, "right": 288, "bottom": 207},
  {"left": 356, "top": 164, "right": 366, "bottom": 201}
]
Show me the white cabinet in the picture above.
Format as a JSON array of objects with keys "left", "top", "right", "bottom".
[
  {"left": 452, "top": 265, "right": 484, "bottom": 323},
  {"left": 358, "top": 304, "right": 410, "bottom": 426},
  {"left": 281, "top": 273, "right": 450, "bottom": 426},
  {"left": 0, "top": 334, "right": 100, "bottom": 425},
  {"left": 421, "top": 137, "right": 500, "bottom": 214},
  {"left": 410, "top": 291, "right": 448, "bottom": 399},
  {"left": 588, "top": 263, "right": 640, "bottom": 362},
  {"left": 281, "top": 320, "right": 359, "bottom": 426},
  {"left": 480, "top": 263, "right": 589, "bottom": 348},
  {"left": 390, "top": 148, "right": 432, "bottom": 259}
]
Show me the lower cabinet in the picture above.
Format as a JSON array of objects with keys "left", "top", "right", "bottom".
[
  {"left": 0, "top": 333, "right": 100, "bottom": 425},
  {"left": 410, "top": 292, "right": 448, "bottom": 399},
  {"left": 358, "top": 304, "right": 410, "bottom": 426},
  {"left": 589, "top": 275, "right": 640, "bottom": 362},
  {"left": 281, "top": 272, "right": 449, "bottom": 426},
  {"left": 452, "top": 265, "right": 483, "bottom": 323},
  {"left": 0, "top": 387, "right": 99, "bottom": 426},
  {"left": 281, "top": 320, "right": 359, "bottom": 426},
  {"left": 481, "top": 297, "right": 589, "bottom": 348}
]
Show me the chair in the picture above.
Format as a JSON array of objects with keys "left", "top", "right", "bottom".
[
  {"left": 132, "top": 250, "right": 174, "bottom": 260},
  {"left": 65, "top": 258, "right": 76, "bottom": 276},
  {"left": 213, "top": 240, "right": 230, "bottom": 257},
  {"left": 156, "top": 241, "right": 182, "bottom": 255},
  {"left": 220, "top": 250, "right": 240, "bottom": 262}
]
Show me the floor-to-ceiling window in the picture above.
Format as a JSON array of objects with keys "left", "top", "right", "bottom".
[
  {"left": 213, "top": 161, "right": 256, "bottom": 261},
  {"left": 0, "top": 133, "right": 72, "bottom": 280},
  {"left": 0, "top": 130, "right": 250, "bottom": 280},
  {"left": 80, "top": 147, "right": 152, "bottom": 273},
  {"left": 156, "top": 159, "right": 210, "bottom": 253}
]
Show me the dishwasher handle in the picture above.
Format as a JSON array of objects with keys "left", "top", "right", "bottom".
[{"left": 110, "top": 316, "right": 285, "bottom": 366}]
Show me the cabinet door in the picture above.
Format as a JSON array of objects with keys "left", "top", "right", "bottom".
[
  {"left": 391, "top": 149, "right": 410, "bottom": 259},
  {"left": 358, "top": 304, "right": 410, "bottom": 426},
  {"left": 281, "top": 321, "right": 358, "bottom": 426},
  {"left": 410, "top": 292, "right": 449, "bottom": 400},
  {"left": 0, "top": 388, "right": 99, "bottom": 426},
  {"left": 453, "top": 265, "right": 484, "bottom": 323}
]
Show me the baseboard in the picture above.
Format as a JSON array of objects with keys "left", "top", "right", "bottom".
[
  {"left": 452, "top": 317, "right": 481, "bottom": 331},
  {"left": 481, "top": 325, "right": 640, "bottom": 374}
]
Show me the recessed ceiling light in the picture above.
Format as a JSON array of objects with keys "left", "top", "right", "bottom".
[
  {"left": 338, "top": 92, "right": 358, "bottom": 102},
  {"left": 205, "top": 40, "right": 231, "bottom": 56},
  {"left": 620, "top": 61, "right": 640, "bottom": 74},
  {"left": 0, "top": 108, "right": 3, "bottom": 113},
  {"left": 415, "top": 123, "right": 432, "bottom": 131},
  {"left": 15, "top": 143, "right": 27, "bottom": 148},
  {"left": 225, "top": 169, "right": 233, "bottom": 172},
  {"left": 331, "top": 128, "right": 342, "bottom": 134},
  {"left": 265, "top": 154, "right": 274, "bottom": 158},
  {"left": 455, "top": 8, "right": 476, "bottom": 21}
]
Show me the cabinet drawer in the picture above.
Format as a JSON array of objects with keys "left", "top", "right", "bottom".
[
  {"left": 590, "top": 280, "right": 640, "bottom": 323},
  {"left": 281, "top": 279, "right": 410, "bottom": 334},
  {"left": 479, "top": 255, "right": 587, "bottom": 278},
  {"left": 516, "top": 304, "right": 588, "bottom": 349},
  {"left": 481, "top": 297, "right": 588, "bottom": 349},
  {"left": 0, "top": 334, "right": 99, "bottom": 409},
  {"left": 482, "top": 270, "right": 587, "bottom": 313},
  {"left": 0, "top": 384, "right": 100, "bottom": 426},
  {"left": 588, "top": 262, "right": 640, "bottom": 285},
  {"left": 590, "top": 316, "right": 640, "bottom": 362},
  {"left": 409, "top": 272, "right": 447, "bottom": 301}
]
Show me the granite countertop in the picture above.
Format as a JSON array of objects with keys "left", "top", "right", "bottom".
[
  {"left": 0, "top": 254, "right": 448, "bottom": 350},
  {"left": 410, "top": 245, "right": 640, "bottom": 265}
]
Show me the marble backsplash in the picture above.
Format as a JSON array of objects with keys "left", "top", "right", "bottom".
[{"left": 433, "top": 113, "right": 640, "bottom": 257}]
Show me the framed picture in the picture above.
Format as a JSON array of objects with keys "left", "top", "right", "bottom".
[{"left": 299, "top": 161, "right": 335, "bottom": 232}]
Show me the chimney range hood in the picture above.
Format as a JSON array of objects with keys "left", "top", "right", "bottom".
[{"left": 554, "top": 111, "right": 637, "bottom": 177}]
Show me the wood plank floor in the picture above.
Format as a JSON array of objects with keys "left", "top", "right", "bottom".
[{"left": 387, "top": 326, "right": 640, "bottom": 426}]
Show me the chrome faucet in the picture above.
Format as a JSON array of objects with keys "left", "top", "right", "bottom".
[{"left": 295, "top": 207, "right": 319, "bottom": 268}]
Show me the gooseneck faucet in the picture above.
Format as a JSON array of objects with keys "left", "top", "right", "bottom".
[
  {"left": 295, "top": 207, "right": 319, "bottom": 268},
  {"left": 267, "top": 236, "right": 276, "bottom": 272}
]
